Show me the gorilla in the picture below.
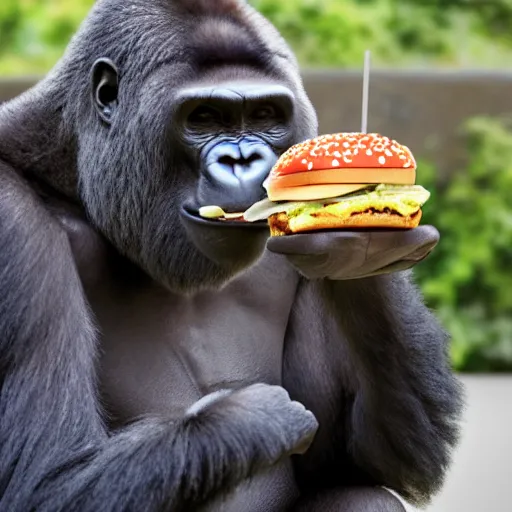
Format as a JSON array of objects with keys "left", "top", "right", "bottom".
[{"left": 0, "top": 0, "right": 462, "bottom": 510}]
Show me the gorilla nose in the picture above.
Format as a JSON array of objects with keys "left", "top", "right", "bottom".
[
  {"left": 203, "top": 138, "right": 278, "bottom": 210},
  {"left": 207, "top": 138, "right": 277, "bottom": 185}
]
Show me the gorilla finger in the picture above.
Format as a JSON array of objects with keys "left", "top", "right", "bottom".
[
  {"left": 235, "top": 383, "right": 290, "bottom": 406},
  {"left": 266, "top": 231, "right": 368, "bottom": 256},
  {"left": 362, "top": 259, "right": 420, "bottom": 278},
  {"left": 284, "top": 253, "right": 334, "bottom": 280},
  {"left": 366, "top": 225, "right": 440, "bottom": 258},
  {"left": 363, "top": 228, "right": 439, "bottom": 270},
  {"left": 286, "top": 410, "right": 319, "bottom": 456},
  {"left": 407, "top": 242, "right": 437, "bottom": 262}
]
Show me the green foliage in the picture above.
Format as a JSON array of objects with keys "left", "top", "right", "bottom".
[
  {"left": 1, "top": 0, "right": 512, "bottom": 74},
  {"left": 0, "top": 0, "right": 94, "bottom": 75},
  {"left": 250, "top": 0, "right": 512, "bottom": 69},
  {"left": 415, "top": 117, "right": 512, "bottom": 372}
]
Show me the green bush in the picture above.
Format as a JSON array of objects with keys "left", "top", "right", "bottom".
[
  {"left": 2, "top": 0, "right": 512, "bottom": 74},
  {"left": 250, "top": 0, "right": 512, "bottom": 69},
  {"left": 415, "top": 116, "right": 512, "bottom": 372},
  {"left": 0, "top": 0, "right": 94, "bottom": 76}
]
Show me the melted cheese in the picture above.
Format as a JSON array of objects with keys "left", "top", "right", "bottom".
[{"left": 244, "top": 185, "right": 430, "bottom": 222}]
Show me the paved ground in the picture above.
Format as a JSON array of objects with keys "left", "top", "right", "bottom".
[{"left": 402, "top": 375, "right": 512, "bottom": 512}]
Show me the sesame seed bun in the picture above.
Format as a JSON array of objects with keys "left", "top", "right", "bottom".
[
  {"left": 267, "top": 169, "right": 416, "bottom": 201},
  {"left": 266, "top": 133, "right": 416, "bottom": 202},
  {"left": 272, "top": 132, "right": 416, "bottom": 175},
  {"left": 267, "top": 183, "right": 371, "bottom": 202}
]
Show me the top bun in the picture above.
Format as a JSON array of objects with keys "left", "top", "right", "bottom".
[{"left": 271, "top": 133, "right": 416, "bottom": 177}]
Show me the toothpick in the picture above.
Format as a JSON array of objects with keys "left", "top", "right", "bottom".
[{"left": 361, "top": 50, "right": 371, "bottom": 134}]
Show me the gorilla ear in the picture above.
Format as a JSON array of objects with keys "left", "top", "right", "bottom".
[{"left": 91, "top": 58, "right": 119, "bottom": 124}]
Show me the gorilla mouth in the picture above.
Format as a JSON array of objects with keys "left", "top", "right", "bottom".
[{"left": 180, "top": 206, "right": 268, "bottom": 229}]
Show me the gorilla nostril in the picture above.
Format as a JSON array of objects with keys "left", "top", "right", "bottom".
[
  {"left": 218, "top": 155, "right": 237, "bottom": 167},
  {"left": 245, "top": 153, "right": 263, "bottom": 165},
  {"left": 218, "top": 153, "right": 262, "bottom": 167}
]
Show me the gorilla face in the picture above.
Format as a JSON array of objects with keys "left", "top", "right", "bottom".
[
  {"left": 68, "top": 0, "right": 318, "bottom": 292},
  {"left": 178, "top": 82, "right": 294, "bottom": 212}
]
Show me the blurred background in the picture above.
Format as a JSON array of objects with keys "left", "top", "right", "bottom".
[{"left": 2, "top": 0, "right": 512, "bottom": 510}]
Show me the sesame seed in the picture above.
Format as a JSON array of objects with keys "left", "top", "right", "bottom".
[
  {"left": 385, "top": 149, "right": 393, "bottom": 157},
  {"left": 302, "top": 159, "right": 307, "bottom": 164},
  {"left": 332, "top": 159, "right": 340, "bottom": 167},
  {"left": 343, "top": 142, "right": 350, "bottom": 148},
  {"left": 378, "top": 156, "right": 386, "bottom": 165},
  {"left": 333, "top": 151, "right": 342, "bottom": 158},
  {"left": 366, "top": 149, "right": 373, "bottom": 156},
  {"left": 343, "top": 156, "right": 352, "bottom": 163}
]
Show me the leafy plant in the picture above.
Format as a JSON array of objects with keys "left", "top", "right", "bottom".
[
  {"left": 0, "top": 0, "right": 94, "bottom": 75},
  {"left": 250, "top": 0, "right": 512, "bottom": 70},
  {"left": 415, "top": 116, "right": 512, "bottom": 372},
  {"left": 2, "top": 0, "right": 512, "bottom": 74}
]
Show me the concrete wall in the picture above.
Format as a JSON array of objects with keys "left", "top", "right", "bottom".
[
  {"left": 3, "top": 70, "right": 512, "bottom": 173},
  {"left": 306, "top": 70, "right": 512, "bottom": 175}
]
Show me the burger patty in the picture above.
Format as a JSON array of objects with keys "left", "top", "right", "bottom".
[
  {"left": 268, "top": 208, "right": 422, "bottom": 236},
  {"left": 270, "top": 213, "right": 294, "bottom": 236},
  {"left": 349, "top": 207, "right": 401, "bottom": 217}
]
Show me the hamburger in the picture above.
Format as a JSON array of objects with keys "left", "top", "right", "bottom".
[{"left": 243, "top": 132, "right": 430, "bottom": 236}]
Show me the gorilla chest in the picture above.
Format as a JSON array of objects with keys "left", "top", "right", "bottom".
[{"left": 92, "top": 257, "right": 298, "bottom": 425}]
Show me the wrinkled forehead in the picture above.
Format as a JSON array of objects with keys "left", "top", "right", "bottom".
[
  {"left": 102, "top": 3, "right": 277, "bottom": 73},
  {"left": 124, "top": 9, "right": 291, "bottom": 79}
]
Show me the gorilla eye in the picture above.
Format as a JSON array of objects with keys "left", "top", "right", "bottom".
[
  {"left": 251, "top": 104, "right": 278, "bottom": 121},
  {"left": 188, "top": 105, "right": 222, "bottom": 125}
]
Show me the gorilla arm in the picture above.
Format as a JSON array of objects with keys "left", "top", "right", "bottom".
[
  {"left": 271, "top": 231, "right": 463, "bottom": 509},
  {"left": 0, "top": 163, "right": 317, "bottom": 511}
]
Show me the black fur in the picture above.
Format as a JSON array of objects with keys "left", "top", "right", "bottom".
[
  {"left": 282, "top": 274, "right": 462, "bottom": 508},
  {"left": 0, "top": 0, "right": 462, "bottom": 510}
]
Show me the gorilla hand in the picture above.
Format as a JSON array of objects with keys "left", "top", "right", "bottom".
[
  {"left": 186, "top": 384, "right": 317, "bottom": 511},
  {"left": 266, "top": 226, "right": 439, "bottom": 280},
  {"left": 188, "top": 383, "right": 319, "bottom": 460}
]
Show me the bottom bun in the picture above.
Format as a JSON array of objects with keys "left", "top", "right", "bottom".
[{"left": 268, "top": 209, "right": 422, "bottom": 236}]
